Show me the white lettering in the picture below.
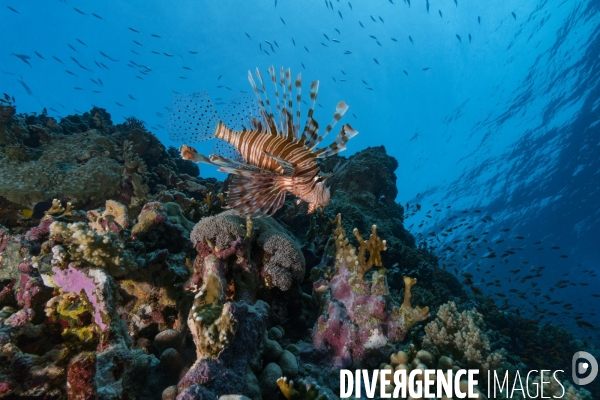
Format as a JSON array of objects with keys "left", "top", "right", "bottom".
[
  {"left": 363, "top": 369, "right": 378, "bottom": 398},
  {"left": 393, "top": 369, "right": 407, "bottom": 398},
  {"left": 380, "top": 369, "right": 391, "bottom": 398},
  {"left": 437, "top": 370, "right": 453, "bottom": 398},
  {"left": 455, "top": 370, "right": 466, "bottom": 399},
  {"left": 340, "top": 370, "right": 353, "bottom": 398},
  {"left": 468, "top": 370, "right": 479, "bottom": 398}
]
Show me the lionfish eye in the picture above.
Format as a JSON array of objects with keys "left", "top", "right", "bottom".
[{"left": 315, "top": 176, "right": 325, "bottom": 183}]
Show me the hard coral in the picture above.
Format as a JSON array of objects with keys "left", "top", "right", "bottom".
[
  {"left": 312, "top": 215, "right": 429, "bottom": 367},
  {"left": 422, "top": 301, "right": 504, "bottom": 371},
  {"left": 50, "top": 221, "right": 136, "bottom": 276}
]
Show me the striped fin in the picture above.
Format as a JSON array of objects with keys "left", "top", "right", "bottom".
[
  {"left": 255, "top": 68, "right": 278, "bottom": 135},
  {"left": 309, "top": 101, "right": 349, "bottom": 150},
  {"left": 167, "top": 92, "right": 219, "bottom": 144},
  {"left": 301, "top": 80, "right": 320, "bottom": 148},
  {"left": 224, "top": 172, "right": 289, "bottom": 217},
  {"left": 315, "top": 124, "right": 359, "bottom": 158},
  {"left": 264, "top": 151, "right": 295, "bottom": 176},
  {"left": 294, "top": 73, "right": 302, "bottom": 138},
  {"left": 268, "top": 66, "right": 283, "bottom": 133}
]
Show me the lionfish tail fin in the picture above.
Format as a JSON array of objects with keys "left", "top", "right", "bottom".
[
  {"left": 167, "top": 92, "right": 220, "bottom": 144},
  {"left": 226, "top": 173, "right": 289, "bottom": 217}
]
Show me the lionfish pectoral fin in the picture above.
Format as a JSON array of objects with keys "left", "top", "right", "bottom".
[
  {"left": 264, "top": 151, "right": 295, "bottom": 175},
  {"left": 226, "top": 172, "right": 288, "bottom": 217},
  {"left": 209, "top": 154, "right": 269, "bottom": 174}
]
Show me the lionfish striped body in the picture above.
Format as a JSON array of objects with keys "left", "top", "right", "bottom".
[{"left": 168, "top": 66, "right": 358, "bottom": 217}]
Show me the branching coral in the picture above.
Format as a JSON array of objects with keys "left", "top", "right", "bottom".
[
  {"left": 49, "top": 221, "right": 136, "bottom": 276},
  {"left": 422, "top": 301, "right": 504, "bottom": 371},
  {"left": 313, "top": 214, "right": 429, "bottom": 367},
  {"left": 277, "top": 377, "right": 328, "bottom": 400},
  {"left": 87, "top": 200, "right": 129, "bottom": 235}
]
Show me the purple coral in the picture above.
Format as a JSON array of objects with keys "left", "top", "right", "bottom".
[{"left": 51, "top": 264, "right": 111, "bottom": 331}]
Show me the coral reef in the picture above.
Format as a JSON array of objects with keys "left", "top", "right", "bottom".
[
  {"left": 422, "top": 301, "right": 505, "bottom": 371},
  {"left": 312, "top": 215, "right": 429, "bottom": 367},
  {"left": 0, "top": 106, "right": 596, "bottom": 399}
]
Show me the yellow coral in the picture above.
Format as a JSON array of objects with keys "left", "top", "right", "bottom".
[{"left": 331, "top": 214, "right": 388, "bottom": 278}]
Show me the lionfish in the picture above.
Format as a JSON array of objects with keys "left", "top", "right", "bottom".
[{"left": 167, "top": 66, "right": 358, "bottom": 217}]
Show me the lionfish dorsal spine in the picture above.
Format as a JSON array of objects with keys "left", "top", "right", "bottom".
[
  {"left": 301, "top": 80, "right": 320, "bottom": 148},
  {"left": 308, "top": 100, "right": 349, "bottom": 151},
  {"left": 294, "top": 73, "right": 302, "bottom": 138},
  {"left": 268, "top": 66, "right": 283, "bottom": 134}
]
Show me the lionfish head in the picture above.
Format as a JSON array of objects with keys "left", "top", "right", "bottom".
[{"left": 307, "top": 176, "right": 331, "bottom": 214}]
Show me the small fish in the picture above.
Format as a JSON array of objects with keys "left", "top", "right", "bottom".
[
  {"left": 136, "top": 76, "right": 144, "bottom": 80},
  {"left": 163, "top": 52, "right": 173, "bottom": 57},
  {"left": 332, "top": 39, "right": 340, "bottom": 43},
  {"left": 115, "top": 102, "right": 124, "bottom": 107},
  {"left": 179, "top": 76, "right": 187, "bottom": 79},
  {"left": 73, "top": 7, "right": 87, "bottom": 15},
  {"left": 92, "top": 13, "right": 104, "bottom": 20},
  {"left": 151, "top": 34, "right": 162, "bottom": 38},
  {"left": 22, "top": 202, "right": 53, "bottom": 219},
  {"left": 131, "top": 49, "right": 140, "bottom": 54},
  {"left": 128, "top": 27, "right": 141, "bottom": 33},
  {"left": 76, "top": 38, "right": 88, "bottom": 47},
  {"left": 189, "top": 51, "right": 198, "bottom": 54},
  {"left": 370, "top": 15, "right": 376, "bottom": 22},
  {"left": 98, "top": 78, "right": 103, "bottom": 86},
  {"left": 133, "top": 40, "right": 143, "bottom": 46},
  {"left": 12, "top": 53, "right": 32, "bottom": 67},
  {"left": 304, "top": 46, "right": 309, "bottom": 53},
  {"left": 183, "top": 66, "right": 192, "bottom": 70},
  {"left": 68, "top": 43, "right": 79, "bottom": 53},
  {"left": 245, "top": 32, "right": 251, "bottom": 39},
  {"left": 301, "top": 62, "right": 305, "bottom": 69},
  {"left": 128, "top": 94, "right": 137, "bottom": 100},
  {"left": 65, "top": 70, "right": 77, "bottom": 76},
  {"left": 53, "top": 56, "right": 65, "bottom": 64},
  {"left": 456, "top": 34, "right": 462, "bottom": 43},
  {"left": 422, "top": 67, "right": 430, "bottom": 71},
  {"left": 478, "top": 16, "right": 481, "bottom": 24},
  {"left": 74, "top": 87, "right": 84, "bottom": 90},
  {"left": 338, "top": 10, "right": 343, "bottom": 19},
  {"left": 359, "top": 21, "right": 364, "bottom": 28},
  {"left": 426, "top": 0, "right": 430, "bottom": 13},
  {"left": 391, "top": 37, "right": 398, "bottom": 42},
  {"left": 90, "top": 78, "right": 100, "bottom": 86},
  {"left": 512, "top": 12, "right": 516, "bottom": 20},
  {"left": 453, "top": 0, "right": 457, "bottom": 6},
  {"left": 373, "top": 58, "right": 379, "bottom": 65},
  {"left": 348, "top": 2, "right": 352, "bottom": 9},
  {"left": 335, "top": 28, "right": 341, "bottom": 34},
  {"left": 379, "top": 16, "right": 384, "bottom": 22},
  {"left": 280, "top": 17, "right": 285, "bottom": 25},
  {"left": 344, "top": 50, "right": 352, "bottom": 54},
  {"left": 324, "top": 33, "right": 330, "bottom": 41},
  {"left": 409, "top": 36, "right": 414, "bottom": 44},
  {"left": 468, "top": 34, "right": 472, "bottom": 43},
  {"left": 7, "top": 5, "right": 20, "bottom": 13},
  {"left": 18, "top": 79, "right": 33, "bottom": 95},
  {"left": 439, "top": 10, "right": 443, "bottom": 18},
  {"left": 403, "top": 70, "right": 408, "bottom": 76},
  {"left": 292, "top": 38, "right": 296, "bottom": 46}
]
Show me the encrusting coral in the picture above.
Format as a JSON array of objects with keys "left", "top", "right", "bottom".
[
  {"left": 422, "top": 301, "right": 504, "bottom": 371},
  {"left": 312, "top": 214, "right": 429, "bottom": 367},
  {"left": 49, "top": 221, "right": 136, "bottom": 277}
]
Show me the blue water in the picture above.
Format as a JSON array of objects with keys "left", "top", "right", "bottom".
[{"left": 2, "top": 0, "right": 598, "bottom": 344}]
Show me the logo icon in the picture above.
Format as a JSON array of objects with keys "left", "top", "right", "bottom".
[{"left": 572, "top": 351, "right": 598, "bottom": 386}]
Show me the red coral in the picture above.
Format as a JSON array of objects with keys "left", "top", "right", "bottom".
[{"left": 67, "top": 352, "right": 97, "bottom": 400}]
